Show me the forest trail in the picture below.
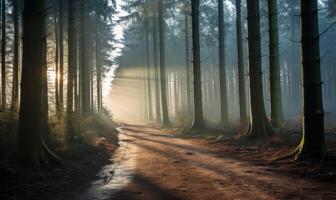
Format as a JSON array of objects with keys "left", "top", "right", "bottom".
[{"left": 87, "top": 125, "right": 335, "bottom": 200}]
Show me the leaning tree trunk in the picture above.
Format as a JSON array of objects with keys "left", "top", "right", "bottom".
[
  {"left": 218, "top": 0, "right": 229, "bottom": 127},
  {"left": 268, "top": 0, "right": 284, "bottom": 128},
  {"left": 11, "top": 0, "right": 19, "bottom": 112},
  {"left": 246, "top": 0, "right": 273, "bottom": 139},
  {"left": 1, "top": 0, "right": 6, "bottom": 110},
  {"left": 294, "top": 0, "right": 325, "bottom": 160},
  {"left": 17, "top": 0, "right": 61, "bottom": 168},
  {"left": 191, "top": 0, "right": 205, "bottom": 130},
  {"left": 158, "top": 0, "right": 171, "bottom": 127},
  {"left": 236, "top": 0, "right": 247, "bottom": 124}
]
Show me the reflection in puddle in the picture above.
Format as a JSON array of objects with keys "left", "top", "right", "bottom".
[{"left": 80, "top": 129, "right": 137, "bottom": 200}]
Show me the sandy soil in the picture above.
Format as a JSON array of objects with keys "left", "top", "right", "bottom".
[{"left": 107, "top": 125, "right": 336, "bottom": 200}]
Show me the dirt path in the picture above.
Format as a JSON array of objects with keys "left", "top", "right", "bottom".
[{"left": 90, "top": 125, "right": 335, "bottom": 200}]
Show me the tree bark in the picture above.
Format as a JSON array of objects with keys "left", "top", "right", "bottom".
[
  {"left": 42, "top": 34, "right": 49, "bottom": 141},
  {"left": 246, "top": 0, "right": 273, "bottom": 139},
  {"left": 191, "top": 0, "right": 205, "bottom": 130},
  {"left": 153, "top": 12, "right": 161, "bottom": 123},
  {"left": 268, "top": 0, "right": 284, "bottom": 128},
  {"left": 74, "top": 29, "right": 80, "bottom": 112},
  {"left": 54, "top": 1, "right": 59, "bottom": 114},
  {"left": 294, "top": 0, "right": 325, "bottom": 160},
  {"left": 11, "top": 0, "right": 19, "bottom": 112},
  {"left": 184, "top": 12, "right": 192, "bottom": 113},
  {"left": 80, "top": 0, "right": 90, "bottom": 114},
  {"left": 17, "top": 0, "right": 60, "bottom": 168},
  {"left": 236, "top": 0, "right": 247, "bottom": 124},
  {"left": 1, "top": 0, "right": 6, "bottom": 110},
  {"left": 145, "top": 8, "right": 153, "bottom": 121},
  {"left": 158, "top": 0, "right": 171, "bottom": 127},
  {"left": 95, "top": 7, "right": 102, "bottom": 112},
  {"left": 58, "top": 0, "right": 64, "bottom": 114},
  {"left": 218, "top": 0, "right": 228, "bottom": 127},
  {"left": 67, "top": 0, "right": 76, "bottom": 113}
]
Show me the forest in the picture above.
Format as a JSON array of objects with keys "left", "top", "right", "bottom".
[{"left": 1, "top": 0, "right": 336, "bottom": 199}]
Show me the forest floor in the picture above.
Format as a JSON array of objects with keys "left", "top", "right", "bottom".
[
  {"left": 2, "top": 121, "right": 336, "bottom": 199},
  {"left": 103, "top": 125, "right": 336, "bottom": 200},
  {"left": 0, "top": 112, "right": 119, "bottom": 200}
]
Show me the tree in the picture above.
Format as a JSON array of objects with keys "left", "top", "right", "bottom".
[
  {"left": 268, "top": 0, "right": 284, "bottom": 128},
  {"left": 1, "top": 0, "right": 6, "bottom": 110},
  {"left": 293, "top": 0, "right": 325, "bottom": 160},
  {"left": 153, "top": 9, "right": 162, "bottom": 123},
  {"left": 145, "top": 6, "right": 153, "bottom": 120},
  {"left": 191, "top": 0, "right": 205, "bottom": 130},
  {"left": 80, "top": 0, "right": 91, "bottom": 114},
  {"left": 58, "top": 0, "right": 64, "bottom": 114},
  {"left": 67, "top": 0, "right": 76, "bottom": 114},
  {"left": 95, "top": 4, "right": 102, "bottom": 112},
  {"left": 184, "top": 10, "right": 192, "bottom": 112},
  {"left": 54, "top": 0, "right": 59, "bottom": 114},
  {"left": 11, "top": 0, "right": 19, "bottom": 112},
  {"left": 245, "top": 0, "right": 273, "bottom": 139},
  {"left": 236, "top": 0, "right": 247, "bottom": 124},
  {"left": 66, "top": 0, "right": 77, "bottom": 141},
  {"left": 158, "top": 0, "right": 171, "bottom": 127},
  {"left": 17, "top": 0, "right": 60, "bottom": 168},
  {"left": 218, "top": 0, "right": 228, "bottom": 127}
]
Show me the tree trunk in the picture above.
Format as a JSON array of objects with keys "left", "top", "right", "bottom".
[
  {"left": 11, "top": 0, "right": 19, "bottom": 112},
  {"left": 54, "top": 1, "right": 59, "bottom": 114},
  {"left": 184, "top": 12, "right": 192, "bottom": 113},
  {"left": 191, "top": 0, "right": 205, "bottom": 130},
  {"left": 268, "top": 0, "right": 284, "bottom": 128},
  {"left": 95, "top": 7, "right": 102, "bottom": 112},
  {"left": 74, "top": 30, "right": 79, "bottom": 112},
  {"left": 158, "top": 0, "right": 171, "bottom": 127},
  {"left": 17, "top": 0, "right": 60, "bottom": 168},
  {"left": 153, "top": 12, "right": 161, "bottom": 123},
  {"left": 294, "top": 0, "right": 325, "bottom": 160},
  {"left": 42, "top": 34, "right": 49, "bottom": 141},
  {"left": 67, "top": 0, "right": 76, "bottom": 113},
  {"left": 218, "top": 0, "right": 228, "bottom": 127},
  {"left": 58, "top": 0, "right": 64, "bottom": 114},
  {"left": 246, "top": 0, "right": 273, "bottom": 139},
  {"left": 145, "top": 9, "right": 153, "bottom": 121},
  {"left": 80, "top": 0, "right": 90, "bottom": 114},
  {"left": 236, "top": 0, "right": 247, "bottom": 124},
  {"left": 1, "top": 0, "right": 6, "bottom": 110},
  {"left": 89, "top": 44, "right": 93, "bottom": 111}
]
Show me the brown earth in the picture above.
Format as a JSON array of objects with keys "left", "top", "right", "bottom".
[{"left": 108, "top": 125, "right": 336, "bottom": 200}]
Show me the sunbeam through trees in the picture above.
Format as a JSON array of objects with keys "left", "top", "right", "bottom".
[{"left": 1, "top": 0, "right": 336, "bottom": 199}]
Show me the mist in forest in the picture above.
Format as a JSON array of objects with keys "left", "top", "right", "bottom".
[
  {"left": 1, "top": 0, "right": 336, "bottom": 199},
  {"left": 108, "top": 0, "right": 336, "bottom": 128}
]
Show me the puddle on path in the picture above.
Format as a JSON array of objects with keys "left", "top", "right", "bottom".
[{"left": 80, "top": 129, "right": 137, "bottom": 200}]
